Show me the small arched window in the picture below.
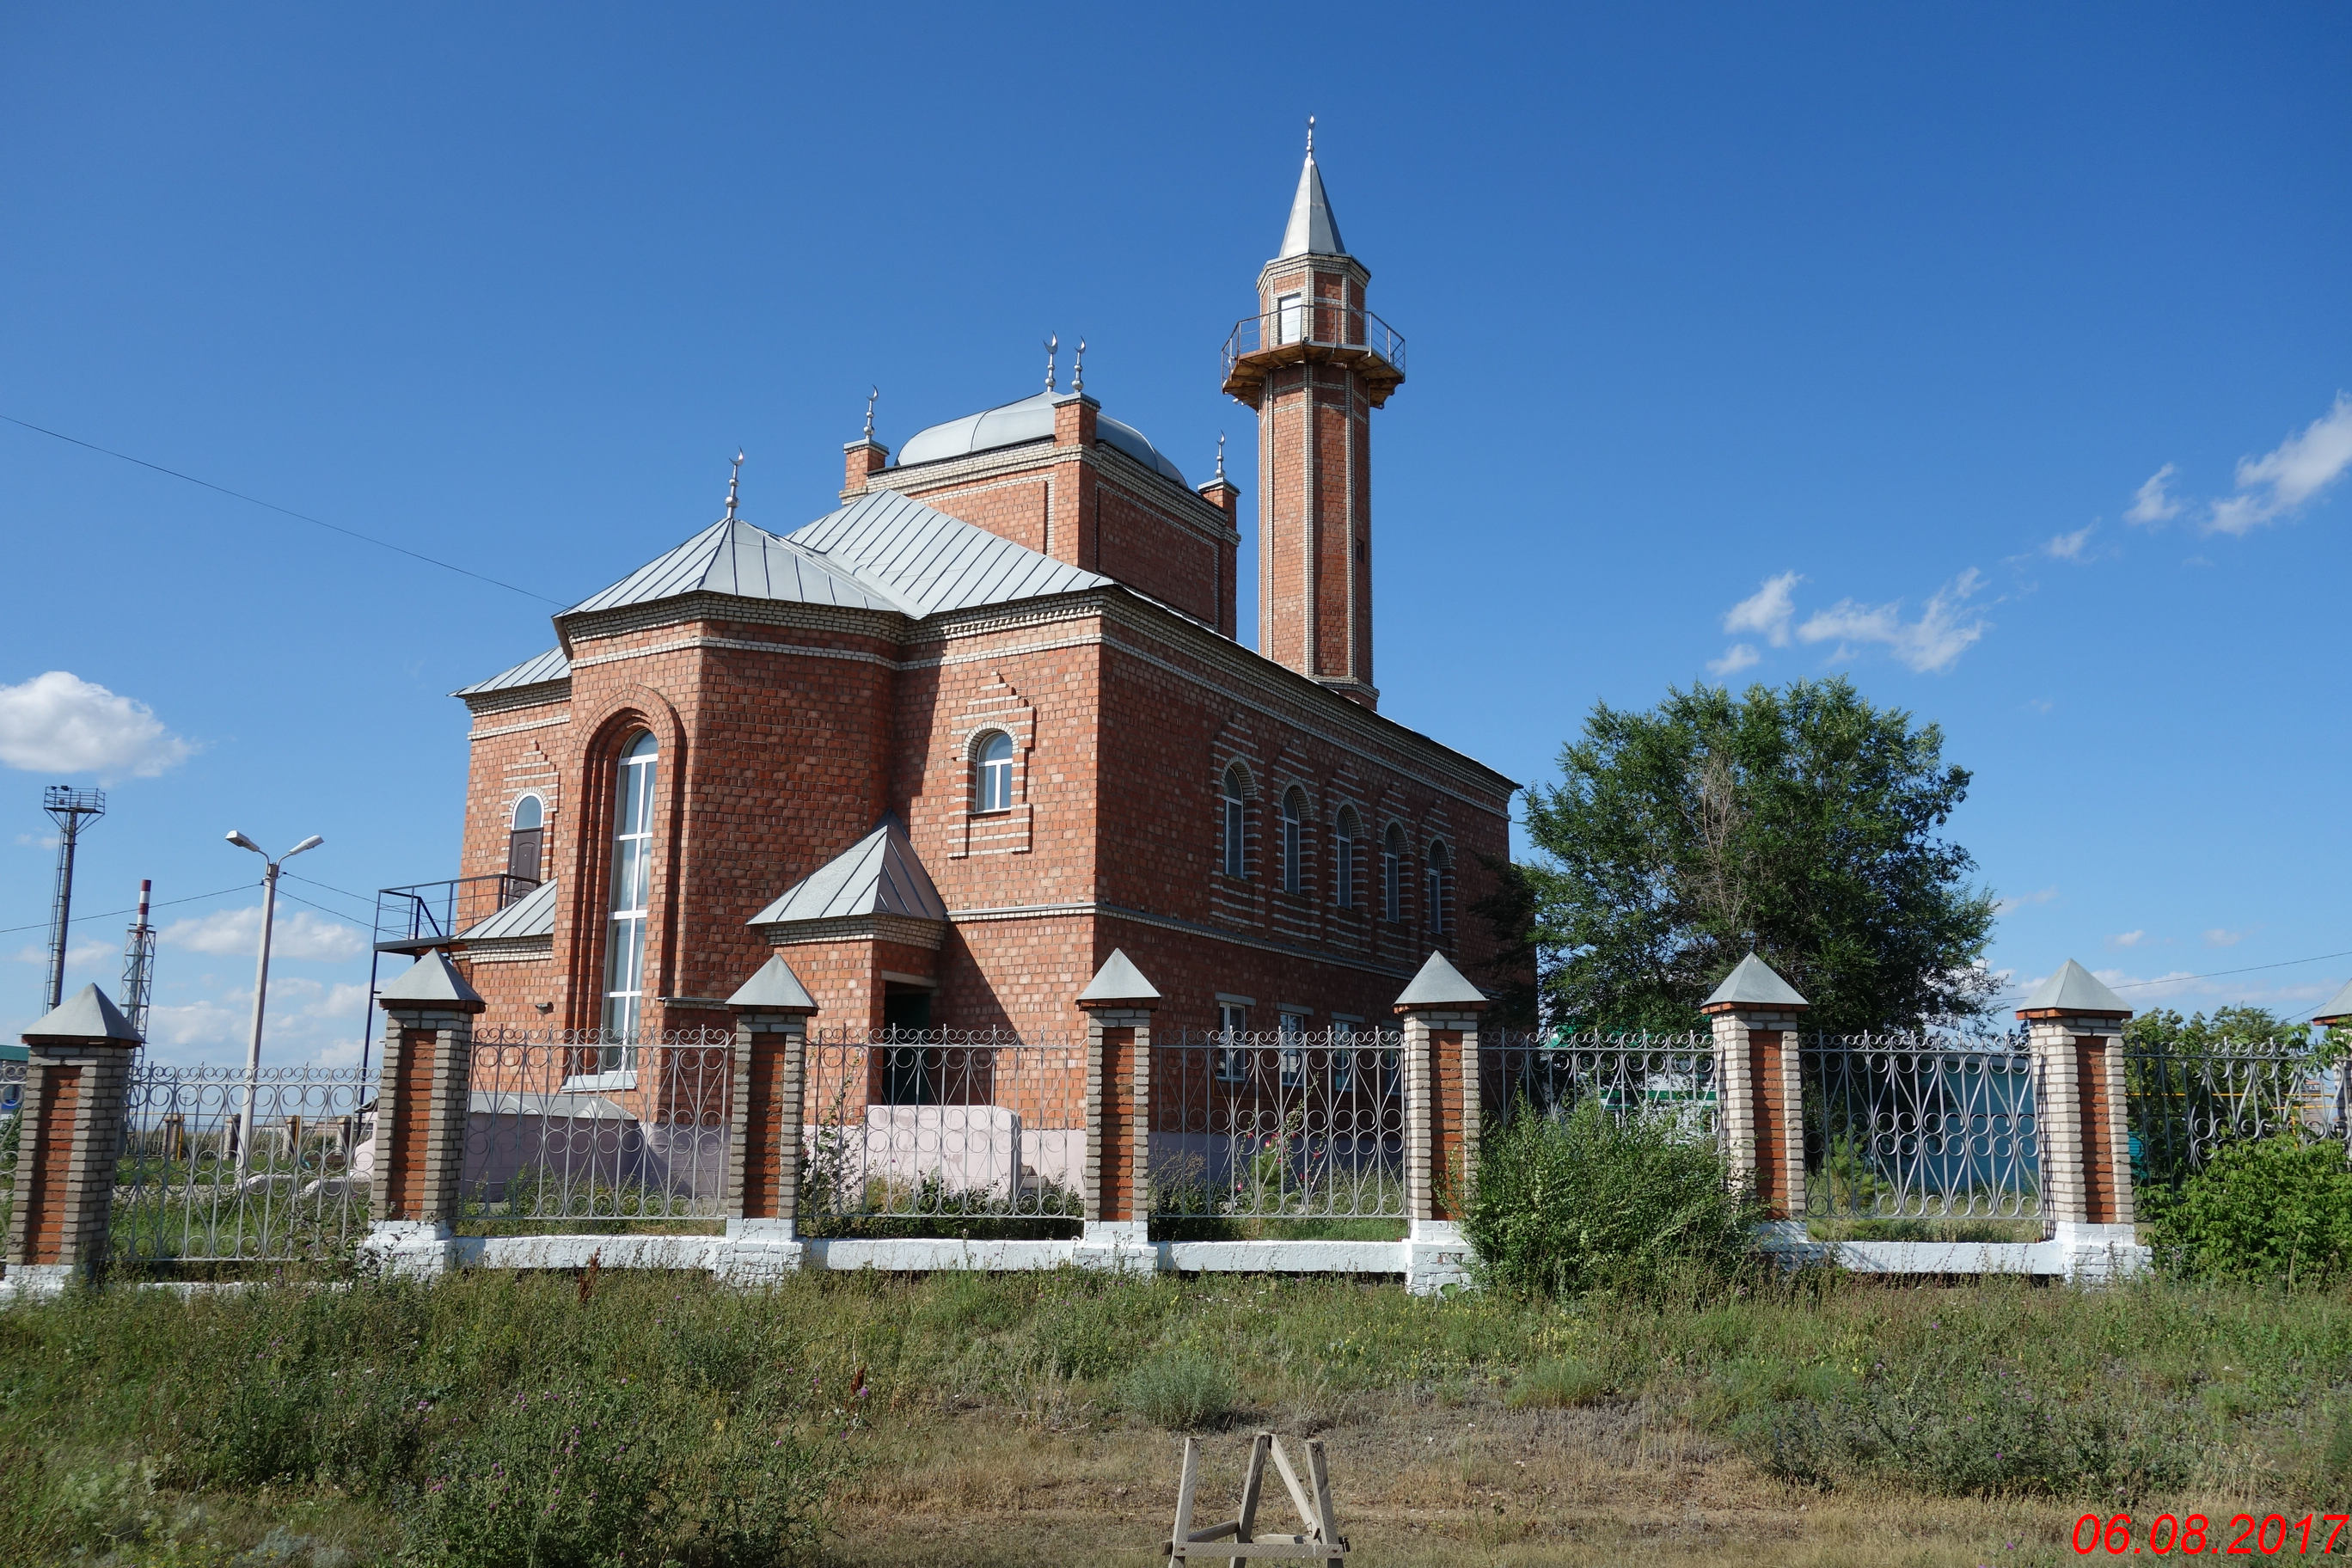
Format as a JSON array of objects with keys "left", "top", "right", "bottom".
[
  {"left": 1221, "top": 765, "right": 1249, "bottom": 879},
  {"left": 1279, "top": 787, "right": 1307, "bottom": 894},
  {"left": 974, "top": 731, "right": 1014, "bottom": 814},
  {"left": 1333, "top": 807, "right": 1358, "bottom": 909},
  {"left": 506, "top": 793, "right": 545, "bottom": 887},
  {"left": 602, "top": 731, "right": 659, "bottom": 1048},
  {"left": 1426, "top": 839, "right": 1453, "bottom": 940},
  {"left": 1382, "top": 824, "right": 1406, "bottom": 923}
]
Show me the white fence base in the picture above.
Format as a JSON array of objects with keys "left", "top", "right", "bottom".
[
  {"left": 1758, "top": 1221, "right": 2151, "bottom": 1280},
  {"left": 0, "top": 1264, "right": 78, "bottom": 1302}
]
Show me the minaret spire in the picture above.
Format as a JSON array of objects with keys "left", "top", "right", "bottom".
[{"left": 1278, "top": 115, "right": 1347, "bottom": 259}]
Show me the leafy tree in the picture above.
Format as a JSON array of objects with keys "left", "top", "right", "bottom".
[
  {"left": 2123, "top": 1006, "right": 2309, "bottom": 1053},
  {"left": 1520, "top": 677, "right": 1995, "bottom": 1035}
]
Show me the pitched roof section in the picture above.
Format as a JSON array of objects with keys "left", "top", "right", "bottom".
[
  {"left": 459, "top": 878, "right": 557, "bottom": 941},
  {"left": 454, "top": 646, "right": 572, "bottom": 698},
  {"left": 1393, "top": 950, "right": 1488, "bottom": 1010},
  {"left": 728, "top": 952, "right": 818, "bottom": 1012},
  {"left": 786, "top": 490, "right": 1111, "bottom": 617},
  {"left": 377, "top": 948, "right": 486, "bottom": 1010},
  {"left": 2017, "top": 959, "right": 2131, "bottom": 1018},
  {"left": 1702, "top": 952, "right": 1810, "bottom": 1012},
  {"left": 2314, "top": 977, "right": 2352, "bottom": 1025},
  {"left": 1278, "top": 149, "right": 1348, "bottom": 259},
  {"left": 747, "top": 815, "right": 948, "bottom": 928},
  {"left": 564, "top": 516, "right": 903, "bottom": 618},
  {"left": 24, "top": 983, "right": 142, "bottom": 1044},
  {"left": 1078, "top": 948, "right": 1161, "bottom": 1006}
]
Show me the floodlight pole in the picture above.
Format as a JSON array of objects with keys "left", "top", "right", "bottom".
[{"left": 227, "top": 831, "right": 322, "bottom": 1176}]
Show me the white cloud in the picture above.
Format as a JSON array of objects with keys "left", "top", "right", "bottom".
[
  {"left": 1994, "top": 886, "right": 2060, "bottom": 916},
  {"left": 2204, "top": 928, "right": 2248, "bottom": 948},
  {"left": 1706, "top": 643, "right": 1761, "bottom": 677},
  {"left": 0, "top": 671, "right": 194, "bottom": 778},
  {"left": 2043, "top": 524, "right": 2097, "bottom": 562},
  {"left": 9, "top": 937, "right": 115, "bottom": 969},
  {"left": 1723, "top": 572, "right": 1803, "bottom": 646},
  {"left": 2208, "top": 391, "right": 2352, "bottom": 535},
  {"left": 162, "top": 905, "right": 364, "bottom": 964},
  {"left": 1796, "top": 569, "right": 1990, "bottom": 674},
  {"left": 2125, "top": 463, "right": 2181, "bottom": 525},
  {"left": 2091, "top": 966, "right": 2203, "bottom": 1002},
  {"left": 2108, "top": 930, "right": 2148, "bottom": 949}
]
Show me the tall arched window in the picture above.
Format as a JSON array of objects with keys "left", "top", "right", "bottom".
[
  {"left": 974, "top": 731, "right": 1014, "bottom": 813},
  {"left": 1221, "top": 765, "right": 1249, "bottom": 879},
  {"left": 1382, "top": 824, "right": 1406, "bottom": 922},
  {"left": 506, "top": 793, "right": 545, "bottom": 887},
  {"left": 1333, "top": 807, "right": 1358, "bottom": 908},
  {"left": 601, "top": 731, "right": 658, "bottom": 1050},
  {"left": 1279, "top": 787, "right": 1306, "bottom": 894},
  {"left": 1426, "top": 839, "right": 1453, "bottom": 940}
]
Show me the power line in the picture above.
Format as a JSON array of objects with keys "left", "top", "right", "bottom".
[
  {"left": 0, "top": 882, "right": 252, "bottom": 938},
  {"left": 1, "top": 413, "right": 565, "bottom": 607},
  {"left": 273, "top": 885, "right": 373, "bottom": 932},
  {"left": 1985, "top": 946, "right": 2352, "bottom": 1005},
  {"left": 284, "top": 871, "right": 377, "bottom": 910}
]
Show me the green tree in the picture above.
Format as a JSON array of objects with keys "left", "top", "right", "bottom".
[{"left": 1520, "top": 677, "right": 1995, "bottom": 1034}]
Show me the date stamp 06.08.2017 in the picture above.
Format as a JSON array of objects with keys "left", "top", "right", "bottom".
[{"left": 2073, "top": 1514, "right": 2351, "bottom": 1557}]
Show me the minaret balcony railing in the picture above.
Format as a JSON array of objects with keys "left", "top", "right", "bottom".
[
  {"left": 373, "top": 873, "right": 541, "bottom": 954},
  {"left": 1220, "top": 302, "right": 1406, "bottom": 407}
]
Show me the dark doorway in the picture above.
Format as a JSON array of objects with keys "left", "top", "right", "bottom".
[{"left": 881, "top": 984, "right": 935, "bottom": 1104}]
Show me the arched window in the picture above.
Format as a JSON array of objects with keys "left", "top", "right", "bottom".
[
  {"left": 1381, "top": 824, "right": 1406, "bottom": 922},
  {"left": 973, "top": 731, "right": 1014, "bottom": 813},
  {"left": 601, "top": 731, "right": 658, "bottom": 1049},
  {"left": 506, "top": 793, "right": 545, "bottom": 887},
  {"left": 1426, "top": 839, "right": 1453, "bottom": 940},
  {"left": 1333, "top": 807, "right": 1358, "bottom": 909},
  {"left": 1221, "top": 765, "right": 1249, "bottom": 879},
  {"left": 1279, "top": 787, "right": 1307, "bottom": 894}
]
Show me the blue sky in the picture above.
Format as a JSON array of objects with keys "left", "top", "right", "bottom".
[{"left": 4, "top": 4, "right": 2349, "bottom": 1063}]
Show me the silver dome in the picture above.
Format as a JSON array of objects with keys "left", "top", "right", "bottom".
[{"left": 895, "top": 391, "right": 1189, "bottom": 487}]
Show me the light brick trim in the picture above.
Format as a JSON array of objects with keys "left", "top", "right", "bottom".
[
  {"left": 1706, "top": 1007, "right": 1808, "bottom": 1219},
  {"left": 1082, "top": 1005, "right": 1155, "bottom": 1223},
  {"left": 726, "top": 1011, "right": 810, "bottom": 1228},
  {"left": 3, "top": 1038, "right": 136, "bottom": 1273},
  {"left": 1399, "top": 1008, "right": 1483, "bottom": 1222},
  {"left": 371, "top": 1005, "right": 479, "bottom": 1225},
  {"left": 2024, "top": 1014, "right": 2134, "bottom": 1228}
]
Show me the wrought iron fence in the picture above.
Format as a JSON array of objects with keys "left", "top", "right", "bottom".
[
  {"left": 113, "top": 1058, "right": 375, "bottom": 1262},
  {"left": 459, "top": 1028, "right": 732, "bottom": 1226},
  {"left": 1801, "top": 1033, "right": 2041, "bottom": 1222},
  {"left": 2125, "top": 1038, "right": 2343, "bottom": 1189},
  {"left": 1480, "top": 1031, "right": 1716, "bottom": 1140},
  {"left": 0, "top": 1060, "right": 21, "bottom": 1244},
  {"left": 1150, "top": 1029, "right": 1406, "bottom": 1221},
  {"left": 800, "top": 1029, "right": 1087, "bottom": 1226}
]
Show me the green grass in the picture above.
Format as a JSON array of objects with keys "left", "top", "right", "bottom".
[{"left": 10, "top": 1267, "right": 2352, "bottom": 1562}]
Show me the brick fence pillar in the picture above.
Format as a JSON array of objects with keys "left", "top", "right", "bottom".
[
  {"left": 2, "top": 985, "right": 143, "bottom": 1296},
  {"left": 1075, "top": 948, "right": 1159, "bottom": 1272},
  {"left": 714, "top": 953, "right": 816, "bottom": 1283},
  {"left": 1700, "top": 952, "right": 1811, "bottom": 1233},
  {"left": 1395, "top": 951, "right": 1488, "bottom": 1295},
  {"left": 2018, "top": 959, "right": 2144, "bottom": 1280},
  {"left": 360, "top": 950, "right": 482, "bottom": 1279}
]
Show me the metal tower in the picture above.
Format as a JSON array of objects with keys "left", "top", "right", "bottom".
[
  {"left": 40, "top": 786, "right": 105, "bottom": 1012},
  {"left": 120, "top": 878, "right": 157, "bottom": 1040}
]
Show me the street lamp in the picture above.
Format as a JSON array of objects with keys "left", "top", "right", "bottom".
[{"left": 227, "top": 830, "right": 323, "bottom": 1176}]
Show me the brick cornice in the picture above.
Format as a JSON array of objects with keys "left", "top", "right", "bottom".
[{"left": 866, "top": 435, "right": 1239, "bottom": 544}]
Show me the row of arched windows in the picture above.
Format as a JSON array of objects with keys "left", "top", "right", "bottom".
[{"left": 1219, "top": 764, "right": 1451, "bottom": 935}]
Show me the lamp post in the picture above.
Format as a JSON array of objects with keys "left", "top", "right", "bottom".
[{"left": 227, "top": 830, "right": 323, "bottom": 1176}]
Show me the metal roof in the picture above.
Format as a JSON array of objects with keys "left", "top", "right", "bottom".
[
  {"left": 1393, "top": 950, "right": 1488, "bottom": 1009},
  {"left": 1078, "top": 948, "right": 1161, "bottom": 1005},
  {"left": 748, "top": 815, "right": 948, "bottom": 927},
  {"left": 1278, "top": 150, "right": 1348, "bottom": 259},
  {"left": 453, "top": 646, "right": 572, "bottom": 697},
  {"left": 784, "top": 490, "right": 1110, "bottom": 617},
  {"left": 24, "top": 983, "right": 142, "bottom": 1044},
  {"left": 565, "top": 517, "right": 904, "bottom": 618},
  {"left": 459, "top": 878, "right": 557, "bottom": 942},
  {"left": 2016, "top": 959, "right": 2130, "bottom": 1017},
  {"left": 377, "top": 948, "right": 485, "bottom": 1008},
  {"left": 2314, "top": 977, "right": 2352, "bottom": 1024},
  {"left": 1702, "top": 952, "right": 1810, "bottom": 1011},
  {"left": 728, "top": 952, "right": 818, "bottom": 1011},
  {"left": 893, "top": 390, "right": 1189, "bottom": 485}
]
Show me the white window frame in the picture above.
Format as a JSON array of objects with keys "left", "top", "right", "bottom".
[
  {"left": 1279, "top": 789, "right": 1305, "bottom": 895},
  {"left": 1221, "top": 767, "right": 1249, "bottom": 880},
  {"left": 1276, "top": 291, "right": 1303, "bottom": 345},
  {"left": 1332, "top": 808, "right": 1357, "bottom": 909},
  {"left": 1277, "top": 1008, "right": 1310, "bottom": 1087},
  {"left": 599, "top": 732, "right": 658, "bottom": 1062},
  {"left": 1216, "top": 1001, "right": 1250, "bottom": 1083},
  {"left": 974, "top": 730, "right": 1014, "bottom": 814},
  {"left": 1382, "top": 825, "right": 1405, "bottom": 923},
  {"left": 1427, "top": 840, "right": 1452, "bottom": 940}
]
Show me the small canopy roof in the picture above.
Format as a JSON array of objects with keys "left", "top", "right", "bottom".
[
  {"left": 459, "top": 878, "right": 557, "bottom": 942},
  {"left": 1078, "top": 948, "right": 1161, "bottom": 1006},
  {"left": 2016, "top": 959, "right": 2130, "bottom": 1018},
  {"left": 749, "top": 816, "right": 947, "bottom": 928},
  {"left": 728, "top": 952, "right": 818, "bottom": 1012},
  {"left": 1393, "top": 950, "right": 1488, "bottom": 1010},
  {"left": 2313, "top": 977, "right": 2352, "bottom": 1026},
  {"left": 452, "top": 646, "right": 572, "bottom": 698},
  {"left": 1701, "top": 952, "right": 1809, "bottom": 1012},
  {"left": 23, "top": 983, "right": 142, "bottom": 1044},
  {"left": 377, "top": 948, "right": 485, "bottom": 1010},
  {"left": 1277, "top": 148, "right": 1348, "bottom": 259}
]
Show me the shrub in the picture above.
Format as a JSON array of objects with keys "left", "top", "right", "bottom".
[
  {"left": 1461, "top": 1099, "right": 1761, "bottom": 1298},
  {"left": 2146, "top": 1134, "right": 2352, "bottom": 1287},
  {"left": 1118, "top": 1350, "right": 1235, "bottom": 1430}
]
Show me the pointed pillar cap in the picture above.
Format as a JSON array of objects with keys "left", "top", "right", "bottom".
[
  {"left": 1393, "top": 950, "right": 1488, "bottom": 1012},
  {"left": 1278, "top": 144, "right": 1349, "bottom": 260},
  {"left": 23, "top": 982, "right": 143, "bottom": 1046},
  {"left": 2315, "top": 977, "right": 2352, "bottom": 1027},
  {"left": 727, "top": 952, "right": 818, "bottom": 1014},
  {"left": 2015, "top": 959, "right": 2130, "bottom": 1020},
  {"left": 1078, "top": 948, "right": 1161, "bottom": 1008},
  {"left": 377, "top": 948, "right": 486, "bottom": 1013},
  {"left": 1700, "top": 952, "right": 1809, "bottom": 1014}
]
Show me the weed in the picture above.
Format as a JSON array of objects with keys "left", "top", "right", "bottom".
[
  {"left": 1118, "top": 1350, "right": 1237, "bottom": 1430},
  {"left": 1507, "top": 1357, "right": 1614, "bottom": 1408}
]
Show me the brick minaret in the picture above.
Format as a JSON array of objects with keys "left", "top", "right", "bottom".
[{"left": 1222, "top": 123, "right": 1405, "bottom": 710}]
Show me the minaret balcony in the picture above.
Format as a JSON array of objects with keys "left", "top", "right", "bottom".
[{"left": 1221, "top": 302, "right": 1406, "bottom": 408}]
